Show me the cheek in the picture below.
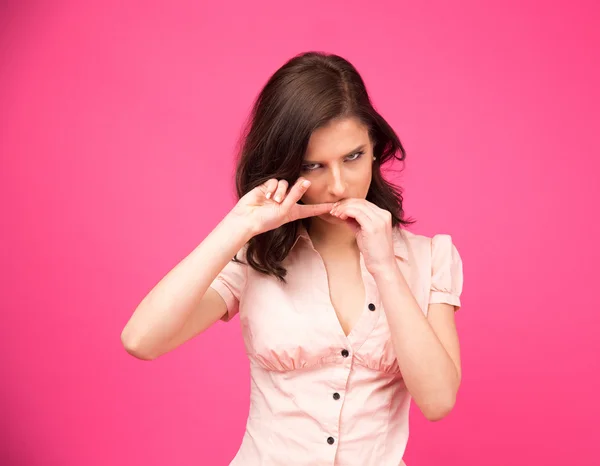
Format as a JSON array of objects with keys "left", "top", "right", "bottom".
[
  {"left": 352, "top": 167, "right": 373, "bottom": 193},
  {"left": 301, "top": 177, "right": 332, "bottom": 201},
  {"left": 300, "top": 187, "right": 319, "bottom": 204}
]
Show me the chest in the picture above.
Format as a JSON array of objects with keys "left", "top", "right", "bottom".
[
  {"left": 320, "top": 252, "right": 366, "bottom": 337},
  {"left": 237, "top": 240, "right": 429, "bottom": 373}
]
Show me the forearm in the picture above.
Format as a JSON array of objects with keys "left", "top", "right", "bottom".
[
  {"left": 121, "top": 213, "right": 254, "bottom": 355},
  {"left": 372, "top": 264, "right": 460, "bottom": 421}
]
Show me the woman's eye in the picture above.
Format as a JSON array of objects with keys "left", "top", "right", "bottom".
[
  {"left": 346, "top": 151, "right": 364, "bottom": 161},
  {"left": 301, "top": 163, "right": 320, "bottom": 172},
  {"left": 301, "top": 152, "right": 364, "bottom": 172}
]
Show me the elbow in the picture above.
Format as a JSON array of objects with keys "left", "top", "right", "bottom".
[
  {"left": 422, "top": 371, "right": 461, "bottom": 421},
  {"left": 421, "top": 394, "right": 456, "bottom": 422},
  {"left": 120, "top": 329, "right": 157, "bottom": 361}
]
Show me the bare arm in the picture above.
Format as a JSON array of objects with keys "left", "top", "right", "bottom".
[
  {"left": 329, "top": 200, "right": 463, "bottom": 422},
  {"left": 373, "top": 266, "right": 460, "bottom": 422},
  {"left": 120, "top": 213, "right": 253, "bottom": 360},
  {"left": 121, "top": 176, "right": 334, "bottom": 361}
]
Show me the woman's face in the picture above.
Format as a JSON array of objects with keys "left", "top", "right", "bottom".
[{"left": 300, "top": 117, "right": 374, "bottom": 224}]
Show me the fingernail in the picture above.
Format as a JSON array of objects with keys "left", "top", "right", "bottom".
[
  {"left": 333, "top": 201, "right": 339, "bottom": 207},
  {"left": 302, "top": 180, "right": 311, "bottom": 188},
  {"left": 266, "top": 192, "right": 271, "bottom": 199},
  {"left": 274, "top": 195, "right": 281, "bottom": 202}
]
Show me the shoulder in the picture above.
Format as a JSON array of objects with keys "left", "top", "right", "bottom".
[
  {"left": 396, "top": 227, "right": 430, "bottom": 246},
  {"left": 396, "top": 228, "right": 459, "bottom": 253},
  {"left": 393, "top": 227, "right": 462, "bottom": 271},
  {"left": 392, "top": 227, "right": 431, "bottom": 260}
]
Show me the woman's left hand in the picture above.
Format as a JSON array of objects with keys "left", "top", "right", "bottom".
[{"left": 329, "top": 198, "right": 397, "bottom": 276}]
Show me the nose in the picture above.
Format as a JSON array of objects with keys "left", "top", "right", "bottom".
[{"left": 327, "top": 165, "right": 347, "bottom": 199}]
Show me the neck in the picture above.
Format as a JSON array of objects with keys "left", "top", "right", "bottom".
[{"left": 306, "top": 217, "right": 358, "bottom": 251}]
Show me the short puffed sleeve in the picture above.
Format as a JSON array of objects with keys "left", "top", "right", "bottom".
[
  {"left": 429, "top": 234, "right": 464, "bottom": 311},
  {"left": 209, "top": 245, "right": 248, "bottom": 322}
]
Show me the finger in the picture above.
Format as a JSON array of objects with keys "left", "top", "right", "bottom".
[
  {"left": 333, "top": 200, "right": 373, "bottom": 218},
  {"left": 261, "top": 179, "right": 279, "bottom": 199},
  {"left": 273, "top": 180, "right": 289, "bottom": 203},
  {"left": 355, "top": 200, "right": 391, "bottom": 223},
  {"left": 335, "top": 198, "right": 387, "bottom": 224},
  {"left": 281, "top": 178, "right": 311, "bottom": 210},
  {"left": 365, "top": 202, "right": 390, "bottom": 221},
  {"left": 332, "top": 204, "right": 373, "bottom": 227},
  {"left": 337, "top": 198, "right": 381, "bottom": 217},
  {"left": 293, "top": 202, "right": 337, "bottom": 220}
]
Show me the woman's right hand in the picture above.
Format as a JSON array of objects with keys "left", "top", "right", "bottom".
[{"left": 228, "top": 177, "right": 335, "bottom": 236}]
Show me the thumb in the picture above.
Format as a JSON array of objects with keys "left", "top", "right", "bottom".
[{"left": 292, "top": 202, "right": 335, "bottom": 220}]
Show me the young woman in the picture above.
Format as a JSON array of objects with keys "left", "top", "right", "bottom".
[{"left": 121, "top": 51, "right": 464, "bottom": 466}]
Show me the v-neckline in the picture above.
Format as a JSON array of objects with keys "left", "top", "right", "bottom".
[
  {"left": 297, "top": 221, "right": 380, "bottom": 350},
  {"left": 312, "top": 246, "right": 371, "bottom": 340}
]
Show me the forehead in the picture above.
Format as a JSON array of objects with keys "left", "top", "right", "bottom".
[{"left": 305, "top": 117, "right": 370, "bottom": 158}]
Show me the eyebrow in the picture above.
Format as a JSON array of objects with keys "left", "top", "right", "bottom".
[{"left": 303, "top": 144, "right": 367, "bottom": 164}]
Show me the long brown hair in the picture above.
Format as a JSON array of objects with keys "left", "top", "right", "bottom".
[{"left": 233, "top": 51, "right": 416, "bottom": 282}]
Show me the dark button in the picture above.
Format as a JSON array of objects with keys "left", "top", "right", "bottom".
[
  {"left": 333, "top": 392, "right": 340, "bottom": 400},
  {"left": 368, "top": 303, "right": 376, "bottom": 311},
  {"left": 327, "top": 436, "right": 335, "bottom": 445},
  {"left": 341, "top": 349, "right": 349, "bottom": 358}
]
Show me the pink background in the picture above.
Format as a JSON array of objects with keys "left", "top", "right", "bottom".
[{"left": 2, "top": 1, "right": 599, "bottom": 465}]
